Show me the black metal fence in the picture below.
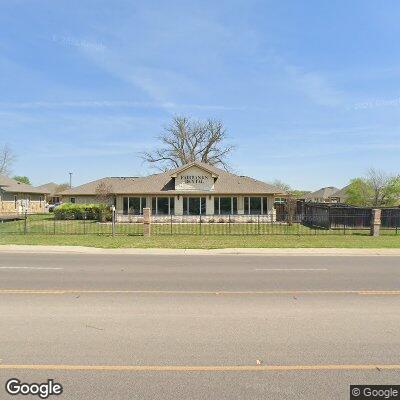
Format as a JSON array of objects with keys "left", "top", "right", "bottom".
[{"left": 1, "top": 210, "right": 399, "bottom": 236}]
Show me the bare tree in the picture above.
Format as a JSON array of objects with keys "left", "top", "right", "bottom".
[
  {"left": 142, "top": 116, "right": 234, "bottom": 171},
  {"left": 271, "top": 179, "right": 291, "bottom": 193},
  {"left": 0, "top": 144, "right": 16, "bottom": 175},
  {"left": 366, "top": 168, "right": 400, "bottom": 207},
  {"left": 95, "top": 181, "right": 113, "bottom": 204},
  {"left": 55, "top": 183, "right": 70, "bottom": 193}
]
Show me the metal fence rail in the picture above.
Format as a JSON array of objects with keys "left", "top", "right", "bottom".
[{"left": 0, "top": 211, "right": 399, "bottom": 236}]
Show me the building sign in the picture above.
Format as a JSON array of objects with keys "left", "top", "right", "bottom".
[
  {"left": 180, "top": 175, "right": 209, "bottom": 185},
  {"left": 175, "top": 167, "right": 214, "bottom": 191}
]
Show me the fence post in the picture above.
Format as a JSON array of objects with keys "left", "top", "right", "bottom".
[
  {"left": 170, "top": 214, "right": 173, "bottom": 235},
  {"left": 24, "top": 211, "right": 28, "bottom": 235},
  {"left": 111, "top": 206, "right": 116, "bottom": 237},
  {"left": 200, "top": 214, "right": 202, "bottom": 235},
  {"left": 257, "top": 214, "right": 260, "bottom": 235},
  {"left": 370, "top": 209, "right": 381, "bottom": 237},
  {"left": 143, "top": 207, "right": 151, "bottom": 237}
]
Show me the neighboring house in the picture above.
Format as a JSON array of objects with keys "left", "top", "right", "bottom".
[
  {"left": 0, "top": 175, "right": 50, "bottom": 213},
  {"left": 329, "top": 185, "right": 351, "bottom": 203},
  {"left": 302, "top": 186, "right": 340, "bottom": 203},
  {"left": 59, "top": 161, "right": 287, "bottom": 218},
  {"left": 35, "top": 182, "right": 61, "bottom": 204}
]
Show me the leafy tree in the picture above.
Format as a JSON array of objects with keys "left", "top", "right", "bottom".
[
  {"left": 13, "top": 175, "right": 31, "bottom": 185},
  {"left": 346, "top": 169, "right": 400, "bottom": 207},
  {"left": 269, "top": 180, "right": 310, "bottom": 198},
  {"left": 290, "top": 190, "right": 311, "bottom": 198},
  {"left": 142, "top": 116, "right": 234, "bottom": 171}
]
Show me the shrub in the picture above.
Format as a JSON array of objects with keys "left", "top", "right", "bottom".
[{"left": 54, "top": 203, "right": 112, "bottom": 221}]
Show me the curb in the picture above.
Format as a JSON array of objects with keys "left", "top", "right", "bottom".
[{"left": 1, "top": 245, "right": 400, "bottom": 256}]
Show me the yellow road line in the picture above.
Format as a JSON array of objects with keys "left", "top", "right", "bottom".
[
  {"left": 0, "top": 289, "right": 400, "bottom": 295},
  {"left": 0, "top": 364, "right": 399, "bottom": 372}
]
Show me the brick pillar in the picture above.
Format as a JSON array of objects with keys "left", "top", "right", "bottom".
[
  {"left": 370, "top": 208, "right": 381, "bottom": 237},
  {"left": 143, "top": 207, "right": 151, "bottom": 237}
]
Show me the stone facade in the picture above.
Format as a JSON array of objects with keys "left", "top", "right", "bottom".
[{"left": 0, "top": 191, "right": 46, "bottom": 214}]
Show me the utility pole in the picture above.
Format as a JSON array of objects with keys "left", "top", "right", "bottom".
[{"left": 69, "top": 172, "right": 73, "bottom": 188}]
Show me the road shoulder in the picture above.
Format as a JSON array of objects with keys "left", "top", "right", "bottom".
[{"left": 1, "top": 244, "right": 400, "bottom": 256}]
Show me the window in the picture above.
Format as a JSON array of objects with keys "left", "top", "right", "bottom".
[
  {"left": 250, "top": 197, "right": 261, "bottom": 214},
  {"left": 70, "top": 197, "right": 76, "bottom": 204},
  {"left": 157, "top": 197, "right": 169, "bottom": 215},
  {"left": 183, "top": 197, "right": 206, "bottom": 215},
  {"left": 123, "top": 197, "right": 146, "bottom": 215},
  {"left": 151, "top": 197, "right": 175, "bottom": 215},
  {"left": 214, "top": 197, "right": 238, "bottom": 215},
  {"left": 14, "top": 195, "right": 17, "bottom": 209},
  {"left": 39, "top": 196, "right": 43, "bottom": 206},
  {"left": 274, "top": 197, "right": 286, "bottom": 204},
  {"left": 244, "top": 197, "right": 267, "bottom": 215}
]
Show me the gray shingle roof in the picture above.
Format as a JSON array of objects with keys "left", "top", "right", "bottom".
[
  {"left": 0, "top": 175, "right": 51, "bottom": 194},
  {"left": 330, "top": 185, "right": 351, "bottom": 201},
  {"left": 35, "top": 182, "right": 59, "bottom": 196},
  {"left": 59, "top": 162, "right": 286, "bottom": 196},
  {"left": 303, "top": 186, "right": 339, "bottom": 200}
]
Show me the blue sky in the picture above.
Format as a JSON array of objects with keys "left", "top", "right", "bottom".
[{"left": 1, "top": 0, "right": 400, "bottom": 190}]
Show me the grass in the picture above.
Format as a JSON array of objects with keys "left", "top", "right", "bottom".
[
  {"left": 0, "top": 214, "right": 398, "bottom": 248},
  {"left": 0, "top": 233, "right": 399, "bottom": 249}
]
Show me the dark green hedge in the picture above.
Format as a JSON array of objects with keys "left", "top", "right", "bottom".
[{"left": 54, "top": 203, "right": 112, "bottom": 221}]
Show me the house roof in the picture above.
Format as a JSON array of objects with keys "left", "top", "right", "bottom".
[
  {"left": 330, "top": 184, "right": 351, "bottom": 200},
  {"left": 171, "top": 162, "right": 219, "bottom": 178},
  {"left": 59, "top": 162, "right": 287, "bottom": 196},
  {"left": 303, "top": 186, "right": 339, "bottom": 200},
  {"left": 0, "top": 175, "right": 51, "bottom": 194},
  {"left": 35, "top": 182, "right": 59, "bottom": 196}
]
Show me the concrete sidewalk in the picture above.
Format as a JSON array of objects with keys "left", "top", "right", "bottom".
[{"left": 1, "top": 244, "right": 400, "bottom": 256}]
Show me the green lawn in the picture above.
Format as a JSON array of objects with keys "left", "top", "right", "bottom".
[
  {"left": 1, "top": 214, "right": 398, "bottom": 248},
  {"left": 2, "top": 215, "right": 395, "bottom": 236},
  {"left": 0, "top": 234, "right": 399, "bottom": 249}
]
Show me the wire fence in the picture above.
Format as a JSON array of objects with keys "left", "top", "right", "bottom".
[{"left": 0, "top": 211, "right": 399, "bottom": 236}]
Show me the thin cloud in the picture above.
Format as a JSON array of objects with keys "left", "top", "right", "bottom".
[
  {"left": 52, "top": 35, "right": 106, "bottom": 52},
  {"left": 0, "top": 100, "right": 245, "bottom": 111}
]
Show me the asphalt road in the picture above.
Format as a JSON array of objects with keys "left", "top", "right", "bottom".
[{"left": 0, "top": 253, "right": 399, "bottom": 399}]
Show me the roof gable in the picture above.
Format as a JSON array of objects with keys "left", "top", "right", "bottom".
[{"left": 170, "top": 162, "right": 219, "bottom": 178}]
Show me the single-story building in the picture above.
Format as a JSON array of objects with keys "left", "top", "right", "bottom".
[
  {"left": 0, "top": 175, "right": 50, "bottom": 214},
  {"left": 59, "top": 162, "right": 287, "bottom": 219}
]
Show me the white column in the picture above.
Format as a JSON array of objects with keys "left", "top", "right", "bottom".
[
  {"left": 206, "top": 196, "right": 214, "bottom": 215},
  {"left": 237, "top": 196, "right": 244, "bottom": 214},
  {"left": 175, "top": 196, "right": 183, "bottom": 215}
]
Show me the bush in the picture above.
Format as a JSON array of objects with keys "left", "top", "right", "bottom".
[{"left": 54, "top": 203, "right": 112, "bottom": 221}]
